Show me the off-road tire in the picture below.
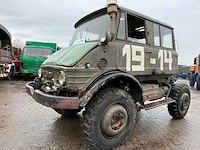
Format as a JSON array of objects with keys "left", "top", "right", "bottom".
[
  {"left": 196, "top": 75, "right": 200, "bottom": 90},
  {"left": 8, "top": 66, "right": 14, "bottom": 81},
  {"left": 168, "top": 84, "right": 190, "bottom": 119},
  {"left": 54, "top": 108, "right": 81, "bottom": 117},
  {"left": 188, "top": 72, "right": 195, "bottom": 87},
  {"left": 82, "top": 87, "right": 136, "bottom": 150}
]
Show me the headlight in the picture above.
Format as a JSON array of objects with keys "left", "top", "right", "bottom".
[
  {"left": 58, "top": 71, "right": 66, "bottom": 86},
  {"left": 100, "top": 31, "right": 111, "bottom": 43},
  {"left": 38, "top": 68, "right": 42, "bottom": 77},
  {"left": 100, "top": 31, "right": 107, "bottom": 43}
]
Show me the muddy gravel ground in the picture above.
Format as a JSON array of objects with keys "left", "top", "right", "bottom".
[{"left": 0, "top": 79, "right": 200, "bottom": 150}]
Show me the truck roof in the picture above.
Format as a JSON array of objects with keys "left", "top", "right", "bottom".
[
  {"left": 119, "top": 6, "right": 173, "bottom": 28},
  {"left": 75, "top": 6, "right": 173, "bottom": 29},
  {"left": 25, "top": 41, "right": 57, "bottom": 52},
  {"left": 0, "top": 24, "right": 12, "bottom": 64},
  {"left": 0, "top": 24, "right": 11, "bottom": 38}
]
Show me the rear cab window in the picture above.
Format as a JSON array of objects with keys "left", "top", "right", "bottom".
[{"left": 153, "top": 23, "right": 174, "bottom": 49}]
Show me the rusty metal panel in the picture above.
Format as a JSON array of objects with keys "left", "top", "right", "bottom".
[
  {"left": 144, "top": 98, "right": 175, "bottom": 110},
  {"left": 142, "top": 84, "right": 159, "bottom": 101}
]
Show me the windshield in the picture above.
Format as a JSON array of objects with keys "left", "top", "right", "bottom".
[
  {"left": 24, "top": 47, "right": 52, "bottom": 58},
  {"left": 71, "top": 14, "right": 110, "bottom": 45}
]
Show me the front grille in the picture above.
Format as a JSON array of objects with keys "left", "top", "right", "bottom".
[
  {"left": 41, "top": 67, "right": 98, "bottom": 91},
  {"left": 43, "top": 70, "right": 53, "bottom": 79},
  {"left": 98, "top": 58, "right": 107, "bottom": 69}
]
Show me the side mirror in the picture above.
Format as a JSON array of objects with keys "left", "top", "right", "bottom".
[
  {"left": 194, "top": 58, "right": 197, "bottom": 65},
  {"left": 100, "top": 31, "right": 112, "bottom": 44},
  {"left": 198, "top": 55, "right": 200, "bottom": 65}
]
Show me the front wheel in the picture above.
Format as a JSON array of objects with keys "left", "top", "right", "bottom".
[
  {"left": 168, "top": 84, "right": 190, "bottom": 119},
  {"left": 82, "top": 87, "right": 136, "bottom": 150}
]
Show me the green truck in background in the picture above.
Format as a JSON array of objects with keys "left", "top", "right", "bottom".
[{"left": 20, "top": 41, "right": 57, "bottom": 77}]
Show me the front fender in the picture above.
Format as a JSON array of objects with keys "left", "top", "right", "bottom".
[{"left": 79, "top": 71, "right": 143, "bottom": 107}]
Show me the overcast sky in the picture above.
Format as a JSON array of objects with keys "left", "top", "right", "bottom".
[{"left": 0, "top": 0, "right": 199, "bottom": 65}]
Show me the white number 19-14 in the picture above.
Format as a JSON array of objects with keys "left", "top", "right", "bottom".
[{"left": 122, "top": 45, "right": 172, "bottom": 71}]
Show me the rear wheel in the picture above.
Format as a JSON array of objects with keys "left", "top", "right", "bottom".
[
  {"left": 82, "top": 87, "right": 136, "bottom": 149},
  {"left": 168, "top": 84, "right": 190, "bottom": 119},
  {"left": 54, "top": 108, "right": 81, "bottom": 117},
  {"left": 196, "top": 75, "right": 200, "bottom": 90}
]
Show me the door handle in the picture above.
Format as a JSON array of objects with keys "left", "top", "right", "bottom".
[{"left": 145, "top": 51, "right": 152, "bottom": 53}]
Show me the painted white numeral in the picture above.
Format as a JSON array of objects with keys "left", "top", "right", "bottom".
[
  {"left": 122, "top": 45, "right": 145, "bottom": 71},
  {"left": 131, "top": 46, "right": 145, "bottom": 71},
  {"left": 158, "top": 50, "right": 172, "bottom": 71},
  {"left": 164, "top": 50, "right": 172, "bottom": 70},
  {"left": 158, "top": 50, "right": 164, "bottom": 71},
  {"left": 122, "top": 45, "right": 131, "bottom": 71}
]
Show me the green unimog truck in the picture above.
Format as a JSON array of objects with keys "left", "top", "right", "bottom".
[{"left": 26, "top": 0, "right": 191, "bottom": 149}]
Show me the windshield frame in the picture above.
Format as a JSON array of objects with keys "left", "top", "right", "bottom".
[{"left": 70, "top": 8, "right": 110, "bottom": 45}]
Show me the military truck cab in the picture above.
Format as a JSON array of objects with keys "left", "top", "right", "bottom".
[
  {"left": 26, "top": 0, "right": 190, "bottom": 149},
  {"left": 0, "top": 24, "right": 15, "bottom": 80}
]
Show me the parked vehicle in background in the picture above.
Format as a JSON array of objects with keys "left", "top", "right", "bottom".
[
  {"left": 12, "top": 46, "right": 21, "bottom": 76},
  {"left": 173, "top": 65, "right": 189, "bottom": 79},
  {"left": 26, "top": 0, "right": 191, "bottom": 149},
  {"left": 20, "top": 41, "right": 57, "bottom": 78},
  {"left": 0, "top": 24, "right": 15, "bottom": 80},
  {"left": 188, "top": 55, "right": 200, "bottom": 90}
]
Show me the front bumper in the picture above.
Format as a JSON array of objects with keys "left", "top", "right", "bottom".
[
  {"left": 0, "top": 73, "right": 8, "bottom": 77},
  {"left": 25, "top": 81, "right": 80, "bottom": 109}
]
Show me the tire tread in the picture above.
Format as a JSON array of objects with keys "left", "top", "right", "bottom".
[
  {"left": 168, "top": 83, "right": 190, "bottom": 119},
  {"left": 82, "top": 87, "right": 136, "bottom": 149}
]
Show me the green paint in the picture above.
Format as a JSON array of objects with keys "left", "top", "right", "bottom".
[
  {"left": 43, "top": 42, "right": 98, "bottom": 66},
  {"left": 21, "top": 41, "right": 57, "bottom": 75},
  {"left": 25, "top": 41, "right": 57, "bottom": 53}
]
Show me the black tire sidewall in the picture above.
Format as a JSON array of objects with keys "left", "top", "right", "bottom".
[
  {"left": 176, "top": 86, "right": 190, "bottom": 118},
  {"left": 90, "top": 89, "right": 135, "bottom": 149}
]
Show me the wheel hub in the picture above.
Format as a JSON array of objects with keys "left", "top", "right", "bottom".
[
  {"left": 111, "top": 112, "right": 124, "bottom": 130},
  {"left": 180, "top": 93, "right": 190, "bottom": 111},
  {"left": 101, "top": 104, "right": 128, "bottom": 137}
]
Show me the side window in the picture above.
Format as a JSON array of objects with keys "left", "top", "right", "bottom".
[
  {"left": 127, "top": 14, "right": 146, "bottom": 44},
  {"left": 13, "top": 48, "right": 17, "bottom": 55},
  {"left": 153, "top": 23, "right": 173, "bottom": 49},
  {"left": 153, "top": 23, "right": 160, "bottom": 46},
  {"left": 117, "top": 12, "right": 126, "bottom": 40},
  {"left": 160, "top": 26, "right": 173, "bottom": 49}
]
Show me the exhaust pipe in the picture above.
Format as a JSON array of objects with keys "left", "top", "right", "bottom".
[{"left": 106, "top": 0, "right": 118, "bottom": 38}]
